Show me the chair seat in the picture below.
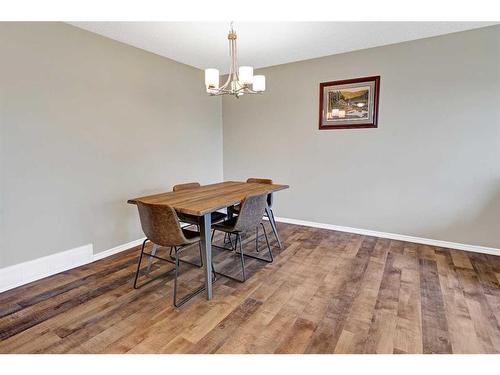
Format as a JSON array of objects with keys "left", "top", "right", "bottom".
[
  {"left": 212, "top": 217, "right": 239, "bottom": 233},
  {"left": 181, "top": 228, "right": 201, "bottom": 243},
  {"left": 178, "top": 211, "right": 227, "bottom": 225},
  {"left": 210, "top": 211, "right": 228, "bottom": 223},
  {"left": 177, "top": 213, "right": 198, "bottom": 225},
  {"left": 231, "top": 204, "right": 269, "bottom": 214}
]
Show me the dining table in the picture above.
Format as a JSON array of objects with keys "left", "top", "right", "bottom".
[{"left": 127, "top": 180, "right": 289, "bottom": 300}]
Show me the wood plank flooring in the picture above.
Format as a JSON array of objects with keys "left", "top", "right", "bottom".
[{"left": 1, "top": 223, "right": 500, "bottom": 353}]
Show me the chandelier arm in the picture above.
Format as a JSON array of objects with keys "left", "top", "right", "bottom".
[
  {"left": 235, "top": 86, "right": 260, "bottom": 94},
  {"left": 208, "top": 83, "right": 261, "bottom": 95},
  {"left": 208, "top": 90, "right": 261, "bottom": 97},
  {"left": 220, "top": 75, "right": 231, "bottom": 90},
  {"left": 209, "top": 89, "right": 235, "bottom": 96}
]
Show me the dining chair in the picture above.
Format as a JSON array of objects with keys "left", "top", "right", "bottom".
[
  {"left": 211, "top": 193, "right": 273, "bottom": 282},
  {"left": 229, "top": 178, "right": 281, "bottom": 250},
  {"left": 133, "top": 201, "right": 213, "bottom": 307},
  {"left": 173, "top": 182, "right": 227, "bottom": 226},
  {"left": 144, "top": 181, "right": 226, "bottom": 272}
]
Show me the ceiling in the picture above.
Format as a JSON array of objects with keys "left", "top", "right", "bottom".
[{"left": 69, "top": 22, "right": 496, "bottom": 73}]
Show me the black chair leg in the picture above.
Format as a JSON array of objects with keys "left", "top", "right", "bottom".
[
  {"left": 211, "top": 229, "right": 235, "bottom": 252},
  {"left": 261, "top": 222, "right": 274, "bottom": 262},
  {"left": 134, "top": 240, "right": 178, "bottom": 289},
  {"left": 173, "top": 246, "right": 209, "bottom": 308},
  {"left": 238, "top": 234, "right": 246, "bottom": 281},
  {"left": 223, "top": 232, "right": 234, "bottom": 247},
  {"left": 198, "top": 241, "right": 204, "bottom": 267},
  {"left": 266, "top": 207, "right": 282, "bottom": 248},
  {"left": 134, "top": 241, "right": 208, "bottom": 308},
  {"left": 211, "top": 232, "right": 246, "bottom": 283},
  {"left": 235, "top": 224, "right": 274, "bottom": 263},
  {"left": 255, "top": 225, "right": 260, "bottom": 252},
  {"left": 173, "top": 247, "right": 180, "bottom": 307},
  {"left": 133, "top": 239, "right": 148, "bottom": 289},
  {"left": 170, "top": 244, "right": 203, "bottom": 268},
  {"left": 211, "top": 262, "right": 217, "bottom": 282}
]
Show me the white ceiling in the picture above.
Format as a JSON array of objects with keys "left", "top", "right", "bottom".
[{"left": 69, "top": 22, "right": 496, "bottom": 73}]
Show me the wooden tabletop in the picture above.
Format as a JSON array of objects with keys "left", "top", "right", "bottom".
[{"left": 127, "top": 181, "right": 289, "bottom": 216}]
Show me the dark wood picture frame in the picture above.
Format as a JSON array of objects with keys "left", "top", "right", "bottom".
[{"left": 319, "top": 75, "right": 380, "bottom": 130}]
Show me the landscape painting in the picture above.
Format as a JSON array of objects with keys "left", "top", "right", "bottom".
[
  {"left": 319, "top": 76, "right": 380, "bottom": 129},
  {"left": 327, "top": 86, "right": 370, "bottom": 120}
]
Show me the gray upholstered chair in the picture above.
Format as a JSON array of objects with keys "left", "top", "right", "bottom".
[
  {"left": 212, "top": 193, "right": 273, "bottom": 282},
  {"left": 173, "top": 182, "right": 227, "bottom": 227},
  {"left": 229, "top": 178, "right": 281, "bottom": 250},
  {"left": 133, "top": 201, "right": 212, "bottom": 307}
]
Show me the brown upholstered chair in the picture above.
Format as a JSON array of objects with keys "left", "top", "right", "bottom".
[
  {"left": 247, "top": 177, "right": 273, "bottom": 186},
  {"left": 229, "top": 178, "right": 281, "bottom": 250},
  {"left": 133, "top": 201, "right": 212, "bottom": 307},
  {"left": 172, "top": 182, "right": 201, "bottom": 192},
  {"left": 173, "top": 182, "right": 227, "bottom": 226},
  {"left": 212, "top": 193, "right": 272, "bottom": 282}
]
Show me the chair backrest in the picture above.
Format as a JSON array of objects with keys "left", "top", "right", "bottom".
[
  {"left": 246, "top": 178, "right": 272, "bottom": 185},
  {"left": 173, "top": 182, "right": 201, "bottom": 192},
  {"left": 234, "top": 193, "right": 268, "bottom": 233},
  {"left": 136, "top": 201, "right": 189, "bottom": 247},
  {"left": 246, "top": 178, "right": 273, "bottom": 208}
]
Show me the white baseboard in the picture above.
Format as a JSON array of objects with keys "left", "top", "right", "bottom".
[
  {"left": 0, "top": 244, "right": 93, "bottom": 293},
  {"left": 273, "top": 216, "right": 500, "bottom": 257},
  {"left": 0, "top": 238, "right": 147, "bottom": 294},
  {"left": 92, "top": 238, "right": 146, "bottom": 261}
]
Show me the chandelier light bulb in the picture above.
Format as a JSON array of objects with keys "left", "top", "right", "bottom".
[
  {"left": 252, "top": 75, "right": 266, "bottom": 92},
  {"left": 204, "top": 68, "right": 219, "bottom": 91},
  {"left": 239, "top": 66, "right": 254, "bottom": 85}
]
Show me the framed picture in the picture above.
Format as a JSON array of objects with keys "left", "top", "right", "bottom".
[{"left": 319, "top": 76, "right": 380, "bottom": 130}]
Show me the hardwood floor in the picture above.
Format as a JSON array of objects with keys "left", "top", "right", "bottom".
[{"left": 1, "top": 222, "right": 500, "bottom": 353}]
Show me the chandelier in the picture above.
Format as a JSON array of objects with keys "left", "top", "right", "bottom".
[{"left": 204, "top": 22, "right": 266, "bottom": 98}]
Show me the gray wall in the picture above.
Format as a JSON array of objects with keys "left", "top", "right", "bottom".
[
  {"left": 223, "top": 25, "right": 500, "bottom": 249},
  {"left": 0, "top": 23, "right": 222, "bottom": 267},
  {"left": 1, "top": 23, "right": 499, "bottom": 269}
]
